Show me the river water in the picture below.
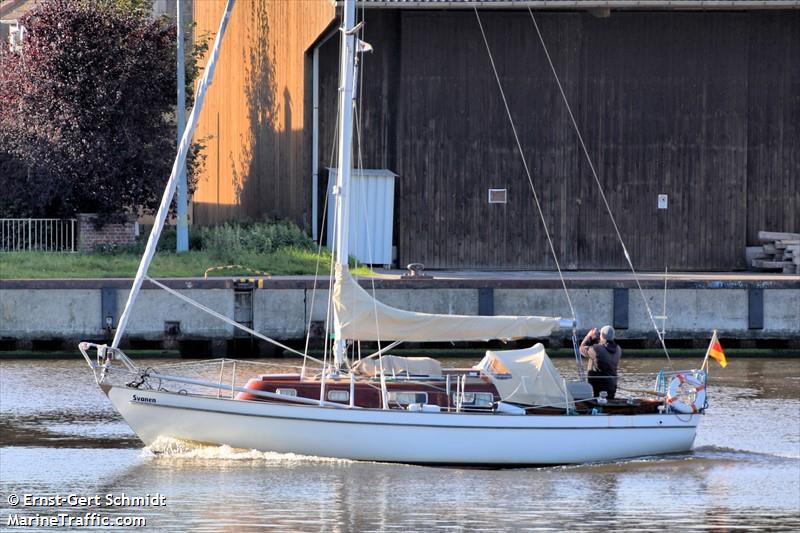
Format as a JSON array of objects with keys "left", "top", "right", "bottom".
[{"left": 1, "top": 356, "right": 798, "bottom": 532}]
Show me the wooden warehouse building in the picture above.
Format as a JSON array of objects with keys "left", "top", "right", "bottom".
[{"left": 191, "top": 0, "right": 800, "bottom": 271}]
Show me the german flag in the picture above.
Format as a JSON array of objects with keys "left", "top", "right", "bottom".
[{"left": 708, "top": 332, "right": 728, "bottom": 368}]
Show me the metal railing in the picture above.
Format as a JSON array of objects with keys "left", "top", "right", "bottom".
[{"left": 0, "top": 218, "right": 77, "bottom": 252}]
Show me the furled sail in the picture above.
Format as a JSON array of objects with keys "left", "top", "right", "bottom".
[{"left": 333, "top": 266, "right": 562, "bottom": 342}]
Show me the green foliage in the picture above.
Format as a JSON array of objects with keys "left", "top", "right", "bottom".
[
  {"left": 186, "top": 29, "right": 213, "bottom": 106},
  {"left": 196, "top": 224, "right": 245, "bottom": 262},
  {"left": 196, "top": 220, "right": 315, "bottom": 263},
  {"left": 0, "top": 0, "right": 208, "bottom": 220},
  {"left": 94, "top": 0, "right": 153, "bottom": 14}
]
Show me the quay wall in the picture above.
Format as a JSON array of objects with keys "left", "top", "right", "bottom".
[{"left": 1, "top": 278, "right": 798, "bottom": 354}]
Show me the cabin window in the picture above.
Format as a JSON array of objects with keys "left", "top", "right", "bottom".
[
  {"left": 453, "top": 392, "right": 494, "bottom": 407},
  {"left": 488, "top": 188, "right": 507, "bottom": 204},
  {"left": 275, "top": 388, "right": 297, "bottom": 397},
  {"left": 388, "top": 392, "right": 428, "bottom": 405},
  {"left": 327, "top": 390, "right": 350, "bottom": 403}
]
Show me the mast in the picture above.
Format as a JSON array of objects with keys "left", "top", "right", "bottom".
[
  {"left": 176, "top": 0, "right": 189, "bottom": 252},
  {"left": 332, "top": 0, "right": 357, "bottom": 369}
]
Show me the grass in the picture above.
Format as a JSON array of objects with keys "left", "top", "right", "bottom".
[
  {"left": 1, "top": 220, "right": 374, "bottom": 278},
  {"left": 0, "top": 248, "right": 373, "bottom": 279}
]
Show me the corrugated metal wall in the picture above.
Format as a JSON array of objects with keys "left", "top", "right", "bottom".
[{"left": 318, "top": 10, "right": 799, "bottom": 270}]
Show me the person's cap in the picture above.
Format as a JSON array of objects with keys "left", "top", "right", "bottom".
[{"left": 600, "top": 325, "right": 615, "bottom": 341}]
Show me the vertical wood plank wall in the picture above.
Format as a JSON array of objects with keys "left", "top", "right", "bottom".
[
  {"left": 318, "top": 10, "right": 799, "bottom": 270},
  {"left": 746, "top": 13, "right": 800, "bottom": 244},
  {"left": 193, "top": 5, "right": 798, "bottom": 271},
  {"left": 191, "top": 0, "right": 334, "bottom": 227}
]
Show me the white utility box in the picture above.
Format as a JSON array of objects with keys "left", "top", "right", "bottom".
[{"left": 327, "top": 168, "right": 397, "bottom": 266}]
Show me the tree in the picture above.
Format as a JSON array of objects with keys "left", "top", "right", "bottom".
[{"left": 0, "top": 0, "right": 204, "bottom": 220}]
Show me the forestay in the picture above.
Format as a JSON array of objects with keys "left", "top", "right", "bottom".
[
  {"left": 333, "top": 266, "right": 562, "bottom": 342},
  {"left": 475, "top": 344, "right": 572, "bottom": 408}
]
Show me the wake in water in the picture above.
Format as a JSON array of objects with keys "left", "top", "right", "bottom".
[
  {"left": 142, "top": 436, "right": 355, "bottom": 465},
  {"left": 140, "top": 437, "right": 797, "bottom": 476},
  {"left": 696, "top": 396, "right": 800, "bottom": 460},
  {"left": 521, "top": 444, "right": 797, "bottom": 474},
  {"left": 690, "top": 445, "right": 799, "bottom": 461}
]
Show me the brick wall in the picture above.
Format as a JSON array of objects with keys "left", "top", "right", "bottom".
[{"left": 77, "top": 213, "right": 137, "bottom": 252}]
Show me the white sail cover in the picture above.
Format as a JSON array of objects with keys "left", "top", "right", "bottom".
[
  {"left": 352, "top": 355, "right": 442, "bottom": 378},
  {"left": 474, "top": 344, "right": 572, "bottom": 408},
  {"left": 333, "top": 266, "right": 562, "bottom": 342}
]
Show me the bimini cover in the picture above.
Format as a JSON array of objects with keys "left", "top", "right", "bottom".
[
  {"left": 474, "top": 343, "right": 572, "bottom": 408},
  {"left": 352, "top": 355, "right": 442, "bottom": 378},
  {"left": 333, "top": 266, "right": 561, "bottom": 342}
]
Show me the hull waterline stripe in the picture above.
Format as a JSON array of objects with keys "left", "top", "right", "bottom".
[{"left": 123, "top": 398, "right": 697, "bottom": 431}]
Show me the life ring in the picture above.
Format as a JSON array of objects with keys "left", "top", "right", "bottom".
[{"left": 666, "top": 373, "right": 706, "bottom": 414}]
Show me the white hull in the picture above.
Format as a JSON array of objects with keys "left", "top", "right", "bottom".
[{"left": 106, "top": 386, "right": 699, "bottom": 465}]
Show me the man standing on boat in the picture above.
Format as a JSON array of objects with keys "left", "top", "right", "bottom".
[{"left": 580, "top": 326, "right": 621, "bottom": 399}]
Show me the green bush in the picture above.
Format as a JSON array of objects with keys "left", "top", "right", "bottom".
[
  {"left": 246, "top": 221, "right": 314, "bottom": 253},
  {"left": 195, "top": 220, "right": 315, "bottom": 262},
  {"left": 107, "top": 220, "right": 314, "bottom": 263},
  {"left": 196, "top": 224, "right": 244, "bottom": 262}
]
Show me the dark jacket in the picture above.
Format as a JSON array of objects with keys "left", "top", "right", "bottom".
[{"left": 580, "top": 333, "right": 622, "bottom": 398}]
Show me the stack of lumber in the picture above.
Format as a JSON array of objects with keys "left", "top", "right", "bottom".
[{"left": 752, "top": 231, "right": 800, "bottom": 274}]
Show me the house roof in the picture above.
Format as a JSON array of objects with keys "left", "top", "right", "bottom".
[
  {"left": 0, "top": 0, "right": 41, "bottom": 21},
  {"left": 351, "top": 0, "right": 800, "bottom": 9}
]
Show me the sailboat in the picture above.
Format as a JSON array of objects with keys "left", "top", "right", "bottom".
[{"left": 79, "top": 0, "right": 708, "bottom": 465}]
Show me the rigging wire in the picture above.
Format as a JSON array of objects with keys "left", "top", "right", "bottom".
[
  {"left": 351, "top": 11, "right": 388, "bottom": 380},
  {"left": 301, "top": 85, "right": 342, "bottom": 377},
  {"left": 473, "top": 8, "right": 577, "bottom": 325},
  {"left": 527, "top": 9, "right": 672, "bottom": 367},
  {"left": 352, "top": 104, "right": 389, "bottom": 371},
  {"left": 661, "top": 266, "right": 669, "bottom": 337},
  {"left": 144, "top": 276, "right": 324, "bottom": 363},
  {"left": 322, "top": 195, "right": 338, "bottom": 376},
  {"left": 301, "top": 191, "right": 329, "bottom": 377}
]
